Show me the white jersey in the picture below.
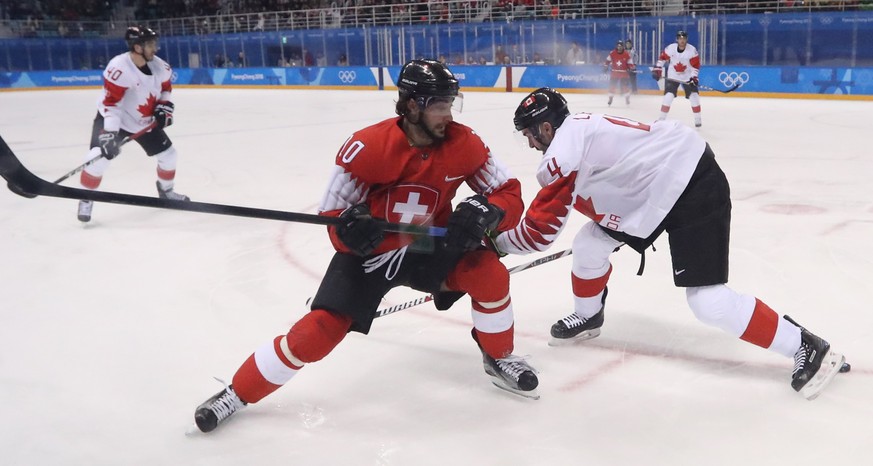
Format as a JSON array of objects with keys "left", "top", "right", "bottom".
[
  {"left": 496, "top": 113, "right": 706, "bottom": 255},
  {"left": 656, "top": 43, "right": 700, "bottom": 83},
  {"left": 98, "top": 52, "right": 173, "bottom": 133}
]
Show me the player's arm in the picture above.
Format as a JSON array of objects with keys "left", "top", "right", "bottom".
[
  {"left": 100, "top": 67, "right": 128, "bottom": 132},
  {"left": 495, "top": 171, "right": 576, "bottom": 255},
  {"left": 318, "top": 136, "right": 381, "bottom": 255},
  {"left": 465, "top": 150, "right": 523, "bottom": 232},
  {"left": 154, "top": 60, "right": 174, "bottom": 129}
]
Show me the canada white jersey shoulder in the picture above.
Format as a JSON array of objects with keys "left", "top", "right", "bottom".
[{"left": 98, "top": 53, "right": 173, "bottom": 132}]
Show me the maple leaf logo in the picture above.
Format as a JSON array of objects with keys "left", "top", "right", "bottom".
[
  {"left": 673, "top": 62, "right": 687, "bottom": 73},
  {"left": 573, "top": 196, "right": 605, "bottom": 223},
  {"left": 138, "top": 94, "right": 157, "bottom": 118}
]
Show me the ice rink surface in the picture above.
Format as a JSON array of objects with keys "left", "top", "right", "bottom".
[{"left": 1, "top": 87, "right": 871, "bottom": 465}]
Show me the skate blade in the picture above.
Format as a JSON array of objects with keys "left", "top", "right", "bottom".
[
  {"left": 490, "top": 380, "right": 540, "bottom": 400},
  {"left": 800, "top": 350, "right": 845, "bottom": 401},
  {"left": 548, "top": 328, "right": 601, "bottom": 347}
]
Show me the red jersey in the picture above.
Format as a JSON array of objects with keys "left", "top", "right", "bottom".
[
  {"left": 605, "top": 50, "right": 635, "bottom": 78},
  {"left": 318, "top": 117, "right": 523, "bottom": 255}
]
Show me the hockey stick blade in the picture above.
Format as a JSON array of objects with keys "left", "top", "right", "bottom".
[
  {"left": 375, "top": 248, "right": 573, "bottom": 318},
  {"left": 0, "top": 135, "right": 445, "bottom": 236},
  {"left": 699, "top": 83, "right": 741, "bottom": 94}
]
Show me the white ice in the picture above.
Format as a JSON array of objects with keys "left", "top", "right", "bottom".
[{"left": 1, "top": 88, "right": 871, "bottom": 466}]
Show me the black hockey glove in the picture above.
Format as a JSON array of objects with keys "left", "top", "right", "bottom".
[
  {"left": 98, "top": 130, "right": 120, "bottom": 160},
  {"left": 651, "top": 67, "right": 662, "bottom": 81},
  {"left": 336, "top": 204, "right": 385, "bottom": 257},
  {"left": 154, "top": 101, "right": 174, "bottom": 129},
  {"left": 444, "top": 195, "right": 504, "bottom": 252}
]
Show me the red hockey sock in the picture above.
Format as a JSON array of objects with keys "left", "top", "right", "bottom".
[{"left": 739, "top": 298, "right": 778, "bottom": 348}]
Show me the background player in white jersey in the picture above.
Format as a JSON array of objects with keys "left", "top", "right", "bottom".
[
  {"left": 76, "top": 25, "right": 189, "bottom": 223},
  {"left": 497, "top": 87, "right": 845, "bottom": 400},
  {"left": 652, "top": 30, "right": 702, "bottom": 128},
  {"left": 624, "top": 39, "right": 638, "bottom": 94}
]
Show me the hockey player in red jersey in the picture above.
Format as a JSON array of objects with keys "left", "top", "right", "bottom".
[
  {"left": 500, "top": 87, "right": 845, "bottom": 401},
  {"left": 193, "top": 59, "right": 538, "bottom": 433},
  {"left": 603, "top": 40, "right": 635, "bottom": 106},
  {"left": 652, "top": 30, "right": 702, "bottom": 127},
  {"left": 76, "top": 25, "right": 189, "bottom": 223}
]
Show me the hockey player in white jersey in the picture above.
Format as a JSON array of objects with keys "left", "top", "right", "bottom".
[
  {"left": 652, "top": 30, "right": 702, "bottom": 127},
  {"left": 77, "top": 25, "right": 190, "bottom": 223},
  {"left": 498, "top": 87, "right": 845, "bottom": 400}
]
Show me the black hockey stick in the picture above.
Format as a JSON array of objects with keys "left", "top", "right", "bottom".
[
  {"left": 5, "top": 122, "right": 158, "bottom": 199},
  {"left": 0, "top": 134, "right": 446, "bottom": 237},
  {"left": 697, "top": 83, "right": 741, "bottom": 94},
  {"left": 375, "top": 248, "right": 573, "bottom": 318}
]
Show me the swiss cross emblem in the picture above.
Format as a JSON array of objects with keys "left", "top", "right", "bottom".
[{"left": 385, "top": 185, "right": 438, "bottom": 224}]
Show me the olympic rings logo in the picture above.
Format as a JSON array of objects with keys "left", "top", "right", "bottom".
[
  {"left": 338, "top": 70, "right": 356, "bottom": 83},
  {"left": 719, "top": 71, "right": 749, "bottom": 88}
]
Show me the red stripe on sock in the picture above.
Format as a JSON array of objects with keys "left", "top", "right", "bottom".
[
  {"left": 231, "top": 353, "right": 281, "bottom": 404},
  {"left": 739, "top": 298, "right": 778, "bottom": 348},
  {"left": 476, "top": 325, "right": 514, "bottom": 360},
  {"left": 80, "top": 171, "right": 102, "bottom": 189},
  {"left": 157, "top": 168, "right": 176, "bottom": 181},
  {"left": 571, "top": 265, "right": 612, "bottom": 298},
  {"left": 692, "top": 106, "right": 701, "bottom": 113},
  {"left": 273, "top": 336, "right": 302, "bottom": 370},
  {"left": 660, "top": 105, "right": 671, "bottom": 113}
]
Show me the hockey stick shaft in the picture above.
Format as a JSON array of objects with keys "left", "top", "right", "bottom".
[
  {"left": 0, "top": 135, "right": 446, "bottom": 236},
  {"left": 51, "top": 122, "right": 158, "bottom": 185},
  {"left": 375, "top": 248, "right": 573, "bottom": 318}
]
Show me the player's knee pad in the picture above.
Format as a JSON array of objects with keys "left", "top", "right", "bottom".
[
  {"left": 686, "top": 285, "right": 753, "bottom": 334},
  {"left": 446, "top": 250, "right": 508, "bottom": 303},
  {"left": 285, "top": 309, "right": 352, "bottom": 363},
  {"left": 154, "top": 145, "right": 178, "bottom": 171},
  {"left": 571, "top": 222, "right": 619, "bottom": 278}
]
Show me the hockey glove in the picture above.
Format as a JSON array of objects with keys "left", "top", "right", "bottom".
[
  {"left": 602, "top": 65, "right": 609, "bottom": 74},
  {"left": 154, "top": 101, "right": 175, "bottom": 129},
  {"left": 444, "top": 195, "right": 504, "bottom": 252},
  {"left": 651, "top": 67, "right": 662, "bottom": 81},
  {"left": 687, "top": 76, "right": 699, "bottom": 86},
  {"left": 98, "top": 130, "right": 120, "bottom": 160},
  {"left": 336, "top": 204, "right": 385, "bottom": 257}
]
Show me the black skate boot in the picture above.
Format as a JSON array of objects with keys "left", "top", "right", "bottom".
[
  {"left": 156, "top": 181, "right": 190, "bottom": 201},
  {"left": 784, "top": 315, "right": 844, "bottom": 400},
  {"left": 625, "top": 95, "right": 631, "bottom": 105},
  {"left": 607, "top": 96, "right": 613, "bottom": 106},
  {"left": 472, "top": 330, "right": 539, "bottom": 399},
  {"left": 194, "top": 382, "right": 247, "bottom": 433},
  {"left": 549, "top": 287, "right": 607, "bottom": 346}
]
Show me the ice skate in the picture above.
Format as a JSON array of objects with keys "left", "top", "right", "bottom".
[
  {"left": 784, "top": 315, "right": 844, "bottom": 400},
  {"left": 625, "top": 95, "right": 631, "bottom": 106},
  {"left": 77, "top": 200, "right": 93, "bottom": 223},
  {"left": 549, "top": 288, "right": 607, "bottom": 346},
  {"left": 156, "top": 181, "right": 190, "bottom": 201},
  {"left": 607, "top": 96, "right": 613, "bottom": 106},
  {"left": 472, "top": 330, "right": 539, "bottom": 399},
  {"left": 194, "top": 381, "right": 247, "bottom": 433}
]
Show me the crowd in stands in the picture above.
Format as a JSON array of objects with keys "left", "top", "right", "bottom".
[{"left": 1, "top": 0, "right": 866, "bottom": 38}]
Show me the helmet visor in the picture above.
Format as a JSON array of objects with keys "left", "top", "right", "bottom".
[{"left": 417, "top": 93, "right": 464, "bottom": 116}]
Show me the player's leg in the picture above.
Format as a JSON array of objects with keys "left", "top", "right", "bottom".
[
  {"left": 194, "top": 253, "right": 388, "bottom": 432},
  {"left": 669, "top": 147, "right": 844, "bottom": 399},
  {"left": 659, "top": 80, "right": 680, "bottom": 120},
  {"left": 550, "top": 222, "right": 620, "bottom": 345},
  {"left": 136, "top": 130, "right": 190, "bottom": 201},
  {"left": 444, "top": 250, "right": 538, "bottom": 397},
  {"left": 622, "top": 77, "right": 631, "bottom": 105},
  {"left": 607, "top": 76, "right": 616, "bottom": 106},
  {"left": 684, "top": 82, "right": 702, "bottom": 127},
  {"left": 77, "top": 114, "right": 118, "bottom": 222}
]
